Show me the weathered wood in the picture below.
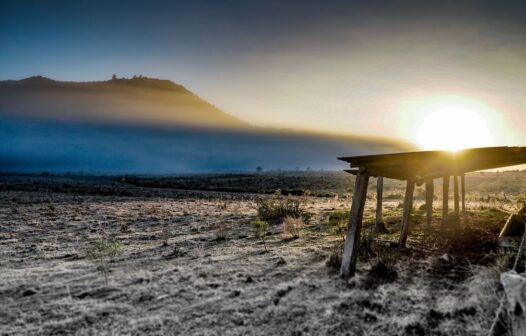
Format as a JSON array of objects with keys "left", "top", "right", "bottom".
[
  {"left": 461, "top": 174, "right": 466, "bottom": 215},
  {"left": 338, "top": 147, "right": 526, "bottom": 181},
  {"left": 425, "top": 180, "right": 434, "bottom": 227},
  {"left": 340, "top": 170, "right": 370, "bottom": 280},
  {"left": 374, "top": 176, "right": 384, "bottom": 232},
  {"left": 399, "top": 179, "right": 415, "bottom": 248},
  {"left": 501, "top": 271, "right": 526, "bottom": 336},
  {"left": 344, "top": 169, "right": 359, "bottom": 175},
  {"left": 442, "top": 176, "right": 449, "bottom": 224},
  {"left": 453, "top": 175, "right": 460, "bottom": 218}
]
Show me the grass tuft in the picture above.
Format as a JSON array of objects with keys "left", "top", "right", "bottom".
[
  {"left": 282, "top": 216, "right": 304, "bottom": 239},
  {"left": 256, "top": 190, "right": 304, "bottom": 221}
]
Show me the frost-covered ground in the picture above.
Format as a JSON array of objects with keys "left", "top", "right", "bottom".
[{"left": 0, "top": 173, "right": 518, "bottom": 335}]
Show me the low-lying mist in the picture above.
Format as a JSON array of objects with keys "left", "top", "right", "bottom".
[{"left": 0, "top": 116, "right": 409, "bottom": 175}]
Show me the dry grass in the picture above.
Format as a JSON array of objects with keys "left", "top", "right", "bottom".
[
  {"left": 256, "top": 190, "right": 304, "bottom": 220},
  {"left": 461, "top": 255, "right": 512, "bottom": 334},
  {"left": 0, "top": 172, "right": 523, "bottom": 335},
  {"left": 282, "top": 215, "right": 304, "bottom": 238}
]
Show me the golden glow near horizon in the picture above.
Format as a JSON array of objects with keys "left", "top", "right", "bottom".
[{"left": 399, "top": 95, "right": 504, "bottom": 152}]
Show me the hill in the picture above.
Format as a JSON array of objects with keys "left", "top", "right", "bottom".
[{"left": 0, "top": 76, "right": 247, "bottom": 129}]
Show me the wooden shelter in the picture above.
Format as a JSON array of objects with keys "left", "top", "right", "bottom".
[{"left": 338, "top": 146, "right": 526, "bottom": 280}]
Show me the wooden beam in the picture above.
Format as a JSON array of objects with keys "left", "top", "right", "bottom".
[
  {"left": 344, "top": 169, "right": 359, "bottom": 175},
  {"left": 341, "top": 170, "right": 370, "bottom": 280},
  {"left": 425, "top": 180, "right": 434, "bottom": 227},
  {"left": 461, "top": 174, "right": 466, "bottom": 215},
  {"left": 374, "top": 176, "right": 384, "bottom": 232},
  {"left": 453, "top": 175, "right": 460, "bottom": 218},
  {"left": 442, "top": 175, "right": 449, "bottom": 224},
  {"left": 399, "top": 179, "right": 415, "bottom": 248},
  {"left": 338, "top": 147, "right": 526, "bottom": 182}
]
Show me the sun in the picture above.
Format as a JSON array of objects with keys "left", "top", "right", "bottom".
[{"left": 416, "top": 104, "right": 494, "bottom": 152}]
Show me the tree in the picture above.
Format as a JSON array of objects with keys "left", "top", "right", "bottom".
[
  {"left": 111, "top": 74, "right": 117, "bottom": 80},
  {"left": 256, "top": 166, "right": 263, "bottom": 173}
]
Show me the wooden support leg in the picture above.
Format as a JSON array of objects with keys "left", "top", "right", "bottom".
[
  {"left": 425, "top": 180, "right": 434, "bottom": 227},
  {"left": 399, "top": 180, "right": 415, "bottom": 248},
  {"left": 442, "top": 176, "right": 449, "bottom": 225},
  {"left": 341, "top": 170, "right": 369, "bottom": 280},
  {"left": 374, "top": 176, "right": 384, "bottom": 233},
  {"left": 454, "top": 175, "right": 460, "bottom": 219},
  {"left": 461, "top": 174, "right": 466, "bottom": 216}
]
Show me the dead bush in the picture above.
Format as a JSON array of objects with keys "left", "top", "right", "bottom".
[
  {"left": 214, "top": 221, "right": 227, "bottom": 240},
  {"left": 256, "top": 190, "right": 304, "bottom": 221},
  {"left": 282, "top": 216, "right": 303, "bottom": 238}
]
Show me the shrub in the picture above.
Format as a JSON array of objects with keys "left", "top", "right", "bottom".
[
  {"left": 86, "top": 238, "right": 122, "bottom": 286},
  {"left": 282, "top": 216, "right": 304, "bottom": 238},
  {"left": 214, "top": 221, "right": 227, "bottom": 241},
  {"left": 251, "top": 218, "right": 269, "bottom": 252},
  {"left": 256, "top": 190, "right": 304, "bottom": 220},
  {"left": 516, "top": 195, "right": 525, "bottom": 210},
  {"left": 326, "top": 209, "right": 350, "bottom": 241},
  {"left": 326, "top": 245, "right": 342, "bottom": 271},
  {"left": 218, "top": 198, "right": 229, "bottom": 211}
]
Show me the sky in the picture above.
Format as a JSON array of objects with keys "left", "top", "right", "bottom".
[{"left": 2, "top": 0, "right": 526, "bottom": 148}]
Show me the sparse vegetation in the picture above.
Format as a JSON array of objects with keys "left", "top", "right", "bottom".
[
  {"left": 218, "top": 197, "right": 229, "bottom": 211},
  {"left": 326, "top": 244, "right": 343, "bottom": 271},
  {"left": 251, "top": 218, "right": 269, "bottom": 252},
  {"left": 325, "top": 209, "right": 349, "bottom": 241},
  {"left": 1, "top": 172, "right": 524, "bottom": 335},
  {"left": 45, "top": 203, "right": 57, "bottom": 217},
  {"left": 256, "top": 190, "right": 304, "bottom": 220},
  {"left": 282, "top": 215, "right": 303, "bottom": 238},
  {"left": 214, "top": 221, "right": 227, "bottom": 240},
  {"left": 159, "top": 226, "right": 170, "bottom": 246},
  {"left": 86, "top": 238, "right": 122, "bottom": 286},
  {"left": 516, "top": 195, "right": 525, "bottom": 210},
  {"left": 462, "top": 255, "right": 511, "bottom": 333}
]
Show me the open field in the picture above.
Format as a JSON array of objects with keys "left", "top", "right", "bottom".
[{"left": 1, "top": 171, "right": 525, "bottom": 335}]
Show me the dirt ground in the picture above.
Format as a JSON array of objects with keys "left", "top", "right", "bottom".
[{"left": 0, "top": 173, "right": 522, "bottom": 335}]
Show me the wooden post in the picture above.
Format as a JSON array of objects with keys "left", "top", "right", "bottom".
[
  {"left": 374, "top": 176, "right": 384, "bottom": 232},
  {"left": 425, "top": 180, "right": 434, "bottom": 227},
  {"left": 442, "top": 176, "right": 449, "bottom": 224},
  {"left": 501, "top": 271, "right": 526, "bottom": 336},
  {"left": 461, "top": 174, "right": 466, "bottom": 215},
  {"left": 453, "top": 175, "right": 460, "bottom": 218},
  {"left": 399, "top": 179, "right": 415, "bottom": 248},
  {"left": 341, "top": 170, "right": 369, "bottom": 280}
]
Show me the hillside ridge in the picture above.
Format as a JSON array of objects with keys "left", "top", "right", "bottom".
[{"left": 0, "top": 75, "right": 248, "bottom": 129}]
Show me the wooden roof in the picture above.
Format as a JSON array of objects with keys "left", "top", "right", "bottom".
[{"left": 338, "top": 146, "right": 526, "bottom": 181}]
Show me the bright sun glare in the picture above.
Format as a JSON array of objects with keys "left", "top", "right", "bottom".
[{"left": 416, "top": 104, "right": 494, "bottom": 152}]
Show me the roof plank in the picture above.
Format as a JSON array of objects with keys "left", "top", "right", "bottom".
[{"left": 338, "top": 146, "right": 526, "bottom": 180}]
